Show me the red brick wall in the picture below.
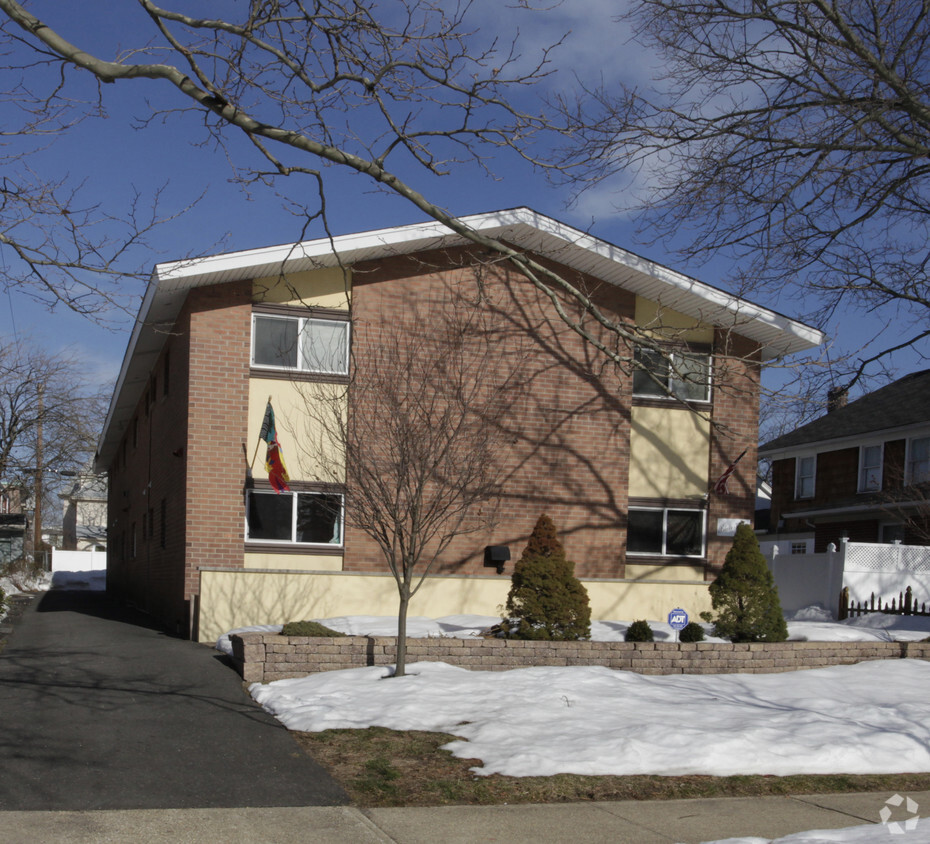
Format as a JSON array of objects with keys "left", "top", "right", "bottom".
[
  {"left": 183, "top": 282, "right": 252, "bottom": 626},
  {"left": 106, "top": 281, "right": 251, "bottom": 636},
  {"left": 106, "top": 315, "right": 192, "bottom": 632},
  {"left": 345, "top": 247, "right": 758, "bottom": 581},
  {"left": 705, "top": 331, "right": 762, "bottom": 574}
]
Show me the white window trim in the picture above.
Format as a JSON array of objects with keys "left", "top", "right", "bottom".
[
  {"left": 250, "top": 313, "right": 350, "bottom": 376},
  {"left": 857, "top": 443, "right": 883, "bottom": 493},
  {"left": 795, "top": 454, "right": 816, "bottom": 499},
  {"left": 905, "top": 434, "right": 930, "bottom": 485},
  {"left": 627, "top": 506, "right": 707, "bottom": 558},
  {"left": 632, "top": 348, "right": 713, "bottom": 403},
  {"left": 245, "top": 489, "right": 345, "bottom": 547}
]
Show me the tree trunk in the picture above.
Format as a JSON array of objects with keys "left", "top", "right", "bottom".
[{"left": 395, "top": 587, "right": 409, "bottom": 677}]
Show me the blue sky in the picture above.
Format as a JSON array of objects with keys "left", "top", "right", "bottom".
[{"left": 1, "top": 1, "right": 922, "bottom": 402}]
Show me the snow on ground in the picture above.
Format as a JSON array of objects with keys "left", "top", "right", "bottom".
[
  {"left": 1, "top": 569, "right": 104, "bottom": 621},
  {"left": 710, "top": 823, "right": 930, "bottom": 844},
  {"left": 251, "top": 659, "right": 930, "bottom": 778}
]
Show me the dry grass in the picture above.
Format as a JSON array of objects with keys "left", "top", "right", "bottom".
[{"left": 296, "top": 727, "right": 930, "bottom": 808}]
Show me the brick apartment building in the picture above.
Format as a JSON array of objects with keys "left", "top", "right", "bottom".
[{"left": 95, "top": 208, "right": 821, "bottom": 641}]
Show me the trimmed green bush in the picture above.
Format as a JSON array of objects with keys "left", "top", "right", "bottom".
[
  {"left": 501, "top": 514, "right": 591, "bottom": 640},
  {"left": 281, "top": 620, "right": 346, "bottom": 637},
  {"left": 702, "top": 523, "right": 788, "bottom": 643},
  {"left": 678, "top": 621, "right": 705, "bottom": 643},
  {"left": 624, "top": 619, "right": 654, "bottom": 642}
]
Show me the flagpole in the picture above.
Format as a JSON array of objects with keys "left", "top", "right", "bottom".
[{"left": 250, "top": 395, "right": 273, "bottom": 470}]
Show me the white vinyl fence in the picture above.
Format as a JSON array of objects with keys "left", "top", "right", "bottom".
[
  {"left": 51, "top": 548, "right": 107, "bottom": 572},
  {"left": 766, "top": 540, "right": 930, "bottom": 618}
]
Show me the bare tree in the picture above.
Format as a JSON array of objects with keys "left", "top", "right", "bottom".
[
  {"left": 0, "top": 339, "right": 107, "bottom": 563},
  {"left": 0, "top": 0, "right": 761, "bottom": 408},
  {"left": 296, "top": 302, "right": 527, "bottom": 676},
  {"left": 0, "top": 72, "right": 190, "bottom": 319},
  {"left": 556, "top": 0, "right": 930, "bottom": 390}
]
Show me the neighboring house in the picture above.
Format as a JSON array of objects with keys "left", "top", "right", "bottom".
[
  {"left": 60, "top": 471, "right": 108, "bottom": 551},
  {"left": 759, "top": 370, "right": 930, "bottom": 553},
  {"left": 0, "top": 485, "right": 27, "bottom": 566},
  {"left": 94, "top": 208, "right": 821, "bottom": 641}
]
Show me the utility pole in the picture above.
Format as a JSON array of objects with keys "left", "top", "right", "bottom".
[{"left": 33, "top": 385, "right": 43, "bottom": 566}]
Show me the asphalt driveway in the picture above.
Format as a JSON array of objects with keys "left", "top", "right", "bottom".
[{"left": 0, "top": 589, "right": 348, "bottom": 811}]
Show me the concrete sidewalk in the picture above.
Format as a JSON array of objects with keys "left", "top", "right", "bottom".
[{"left": 1, "top": 790, "right": 924, "bottom": 843}]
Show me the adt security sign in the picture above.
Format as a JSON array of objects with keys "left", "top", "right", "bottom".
[{"left": 668, "top": 608, "right": 689, "bottom": 630}]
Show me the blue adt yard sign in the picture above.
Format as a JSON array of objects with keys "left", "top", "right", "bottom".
[{"left": 668, "top": 608, "right": 689, "bottom": 630}]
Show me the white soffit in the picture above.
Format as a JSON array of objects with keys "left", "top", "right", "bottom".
[{"left": 96, "top": 207, "right": 823, "bottom": 468}]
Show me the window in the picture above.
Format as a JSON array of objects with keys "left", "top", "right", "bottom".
[
  {"left": 795, "top": 455, "right": 815, "bottom": 499},
  {"left": 907, "top": 436, "right": 930, "bottom": 484},
  {"left": 246, "top": 489, "right": 343, "bottom": 545},
  {"left": 858, "top": 444, "right": 882, "bottom": 492},
  {"left": 252, "top": 314, "right": 349, "bottom": 375},
  {"left": 632, "top": 347, "right": 711, "bottom": 402},
  {"left": 627, "top": 507, "right": 705, "bottom": 557},
  {"left": 790, "top": 541, "right": 808, "bottom": 555}
]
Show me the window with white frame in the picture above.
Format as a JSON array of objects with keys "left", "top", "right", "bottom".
[
  {"left": 252, "top": 313, "right": 349, "bottom": 375},
  {"left": 246, "top": 489, "right": 343, "bottom": 545},
  {"left": 632, "top": 347, "right": 711, "bottom": 402},
  {"left": 795, "top": 455, "right": 816, "bottom": 499},
  {"left": 858, "top": 444, "right": 882, "bottom": 492},
  {"left": 627, "top": 506, "right": 705, "bottom": 557},
  {"left": 907, "top": 436, "right": 930, "bottom": 484}
]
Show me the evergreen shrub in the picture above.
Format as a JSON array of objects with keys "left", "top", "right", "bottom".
[
  {"left": 501, "top": 514, "right": 591, "bottom": 640},
  {"left": 701, "top": 523, "right": 788, "bottom": 642},
  {"left": 281, "top": 620, "right": 346, "bottom": 637},
  {"left": 678, "top": 621, "right": 705, "bottom": 643},
  {"left": 624, "top": 619, "right": 654, "bottom": 642}
]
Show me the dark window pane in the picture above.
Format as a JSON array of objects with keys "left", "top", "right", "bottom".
[
  {"left": 628, "top": 509, "right": 663, "bottom": 553},
  {"left": 666, "top": 510, "right": 703, "bottom": 556},
  {"left": 632, "top": 348, "right": 667, "bottom": 396},
  {"left": 296, "top": 493, "right": 342, "bottom": 544},
  {"left": 247, "top": 491, "right": 293, "bottom": 540},
  {"left": 254, "top": 316, "right": 298, "bottom": 368}
]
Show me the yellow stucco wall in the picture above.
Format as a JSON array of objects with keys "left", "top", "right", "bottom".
[
  {"left": 197, "top": 568, "right": 713, "bottom": 643},
  {"left": 635, "top": 297, "right": 714, "bottom": 343},
  {"left": 248, "top": 379, "right": 345, "bottom": 483},
  {"left": 629, "top": 406, "right": 710, "bottom": 499},
  {"left": 243, "top": 552, "right": 344, "bottom": 572},
  {"left": 252, "top": 267, "right": 351, "bottom": 309}
]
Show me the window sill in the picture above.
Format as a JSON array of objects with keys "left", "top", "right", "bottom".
[
  {"left": 250, "top": 367, "right": 349, "bottom": 385},
  {"left": 626, "top": 554, "right": 706, "bottom": 565},
  {"left": 244, "top": 542, "right": 344, "bottom": 555},
  {"left": 632, "top": 396, "right": 711, "bottom": 410}
]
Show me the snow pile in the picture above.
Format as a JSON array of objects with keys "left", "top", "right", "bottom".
[
  {"left": 251, "top": 659, "right": 930, "bottom": 778},
  {"left": 708, "top": 822, "right": 930, "bottom": 843}
]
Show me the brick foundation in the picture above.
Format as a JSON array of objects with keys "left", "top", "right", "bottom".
[{"left": 231, "top": 633, "right": 930, "bottom": 684}]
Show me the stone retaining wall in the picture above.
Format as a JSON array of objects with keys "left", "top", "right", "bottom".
[{"left": 230, "top": 632, "right": 930, "bottom": 684}]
